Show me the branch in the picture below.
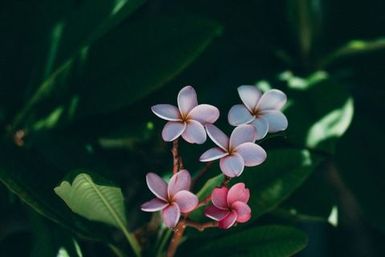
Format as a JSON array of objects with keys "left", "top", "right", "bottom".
[
  {"left": 185, "top": 219, "right": 218, "bottom": 232},
  {"left": 192, "top": 162, "right": 213, "bottom": 189},
  {"left": 171, "top": 139, "right": 180, "bottom": 174},
  {"left": 167, "top": 221, "right": 186, "bottom": 257}
]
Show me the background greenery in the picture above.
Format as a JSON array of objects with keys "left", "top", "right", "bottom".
[{"left": 1, "top": 0, "right": 385, "bottom": 256}]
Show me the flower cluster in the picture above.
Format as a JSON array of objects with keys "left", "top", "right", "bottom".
[{"left": 141, "top": 85, "right": 287, "bottom": 230}]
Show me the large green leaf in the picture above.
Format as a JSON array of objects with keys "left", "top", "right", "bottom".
[
  {"left": 54, "top": 173, "right": 141, "bottom": 256},
  {"left": 181, "top": 225, "right": 307, "bottom": 257},
  {"left": 242, "top": 149, "right": 316, "bottom": 220}
]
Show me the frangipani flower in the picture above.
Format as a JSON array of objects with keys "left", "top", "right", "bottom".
[
  {"left": 141, "top": 170, "right": 198, "bottom": 228},
  {"left": 199, "top": 124, "right": 266, "bottom": 177},
  {"left": 228, "top": 86, "right": 288, "bottom": 140},
  {"left": 152, "top": 86, "right": 220, "bottom": 144},
  {"left": 205, "top": 183, "right": 251, "bottom": 229}
]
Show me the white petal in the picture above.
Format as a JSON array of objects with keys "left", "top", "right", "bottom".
[
  {"left": 199, "top": 147, "right": 228, "bottom": 162},
  {"left": 235, "top": 142, "right": 267, "bottom": 166},
  {"left": 173, "top": 190, "right": 198, "bottom": 213},
  {"left": 188, "top": 104, "right": 220, "bottom": 124},
  {"left": 182, "top": 120, "right": 206, "bottom": 144},
  {"left": 177, "top": 86, "right": 198, "bottom": 116},
  {"left": 162, "top": 203, "right": 180, "bottom": 228},
  {"left": 257, "top": 89, "right": 287, "bottom": 111},
  {"left": 227, "top": 104, "right": 255, "bottom": 126},
  {"left": 250, "top": 118, "right": 269, "bottom": 140},
  {"left": 205, "top": 124, "right": 229, "bottom": 151},
  {"left": 146, "top": 173, "right": 168, "bottom": 201},
  {"left": 238, "top": 85, "right": 262, "bottom": 112},
  {"left": 168, "top": 169, "right": 191, "bottom": 198},
  {"left": 261, "top": 110, "right": 288, "bottom": 132},
  {"left": 151, "top": 104, "right": 181, "bottom": 121},
  {"left": 229, "top": 125, "right": 257, "bottom": 149},
  {"left": 219, "top": 154, "right": 245, "bottom": 177},
  {"left": 162, "top": 121, "right": 186, "bottom": 142},
  {"left": 141, "top": 198, "right": 168, "bottom": 212}
]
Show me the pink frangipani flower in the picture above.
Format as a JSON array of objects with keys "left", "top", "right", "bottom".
[
  {"left": 152, "top": 86, "right": 220, "bottom": 144},
  {"left": 228, "top": 86, "right": 288, "bottom": 140},
  {"left": 141, "top": 170, "right": 198, "bottom": 228},
  {"left": 199, "top": 124, "right": 266, "bottom": 177},
  {"left": 205, "top": 183, "right": 251, "bottom": 229}
]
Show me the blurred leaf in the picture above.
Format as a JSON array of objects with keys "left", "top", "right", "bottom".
[
  {"left": 284, "top": 73, "right": 354, "bottom": 152},
  {"left": 182, "top": 225, "right": 307, "bottom": 257},
  {"left": 196, "top": 174, "right": 223, "bottom": 200},
  {"left": 54, "top": 173, "right": 141, "bottom": 256},
  {"left": 243, "top": 149, "right": 316, "bottom": 220},
  {"left": 320, "top": 38, "right": 385, "bottom": 68}
]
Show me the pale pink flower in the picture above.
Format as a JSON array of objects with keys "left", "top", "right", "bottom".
[
  {"left": 152, "top": 86, "right": 220, "bottom": 144},
  {"left": 199, "top": 124, "right": 266, "bottom": 177},
  {"left": 205, "top": 183, "right": 251, "bottom": 229},
  {"left": 228, "top": 86, "right": 288, "bottom": 140},
  {"left": 141, "top": 170, "right": 198, "bottom": 228}
]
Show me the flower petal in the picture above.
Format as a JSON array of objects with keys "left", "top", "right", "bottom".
[
  {"left": 211, "top": 187, "right": 229, "bottom": 210},
  {"left": 199, "top": 147, "right": 228, "bottom": 162},
  {"left": 181, "top": 120, "right": 206, "bottom": 144},
  {"left": 151, "top": 104, "right": 181, "bottom": 121},
  {"left": 250, "top": 118, "right": 269, "bottom": 140},
  {"left": 257, "top": 89, "right": 287, "bottom": 111},
  {"left": 261, "top": 110, "right": 288, "bottom": 133},
  {"left": 235, "top": 142, "right": 267, "bottom": 167},
  {"left": 218, "top": 211, "right": 237, "bottom": 229},
  {"left": 227, "top": 104, "right": 255, "bottom": 126},
  {"left": 162, "top": 121, "right": 186, "bottom": 142},
  {"left": 227, "top": 183, "right": 250, "bottom": 205},
  {"left": 168, "top": 169, "right": 191, "bottom": 198},
  {"left": 188, "top": 104, "right": 220, "bottom": 124},
  {"left": 231, "top": 201, "right": 251, "bottom": 223},
  {"left": 219, "top": 154, "right": 245, "bottom": 177},
  {"left": 177, "top": 86, "right": 198, "bottom": 116},
  {"left": 238, "top": 85, "right": 262, "bottom": 112},
  {"left": 205, "top": 205, "right": 229, "bottom": 221},
  {"left": 146, "top": 173, "right": 168, "bottom": 201},
  {"left": 173, "top": 190, "right": 198, "bottom": 213},
  {"left": 141, "top": 198, "right": 168, "bottom": 212},
  {"left": 161, "top": 203, "right": 180, "bottom": 228},
  {"left": 205, "top": 124, "right": 229, "bottom": 151},
  {"left": 229, "top": 124, "right": 257, "bottom": 149}
]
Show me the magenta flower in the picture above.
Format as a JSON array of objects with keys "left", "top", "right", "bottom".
[
  {"left": 205, "top": 183, "right": 251, "bottom": 229},
  {"left": 228, "top": 86, "right": 288, "bottom": 140},
  {"left": 141, "top": 170, "right": 198, "bottom": 228},
  {"left": 152, "top": 86, "right": 220, "bottom": 144},
  {"left": 199, "top": 124, "right": 266, "bottom": 177}
]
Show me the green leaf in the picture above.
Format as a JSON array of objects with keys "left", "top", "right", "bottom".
[
  {"left": 54, "top": 173, "right": 141, "bottom": 257},
  {"left": 196, "top": 174, "right": 223, "bottom": 200},
  {"left": 283, "top": 73, "right": 354, "bottom": 152},
  {"left": 181, "top": 225, "right": 307, "bottom": 257},
  {"left": 242, "top": 149, "right": 316, "bottom": 220}
]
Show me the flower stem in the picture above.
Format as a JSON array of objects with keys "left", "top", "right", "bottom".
[
  {"left": 167, "top": 221, "right": 186, "bottom": 257},
  {"left": 171, "top": 139, "right": 180, "bottom": 174}
]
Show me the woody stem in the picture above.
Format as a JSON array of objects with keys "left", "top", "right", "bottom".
[{"left": 171, "top": 139, "right": 180, "bottom": 174}]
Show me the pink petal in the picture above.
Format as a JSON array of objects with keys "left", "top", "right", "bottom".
[
  {"left": 199, "top": 147, "right": 228, "bottom": 162},
  {"left": 161, "top": 203, "right": 180, "bottom": 228},
  {"left": 205, "top": 124, "right": 229, "bottom": 151},
  {"left": 231, "top": 201, "right": 251, "bottom": 223},
  {"left": 188, "top": 104, "right": 220, "bottom": 124},
  {"left": 177, "top": 86, "right": 198, "bottom": 116},
  {"left": 257, "top": 89, "right": 287, "bottom": 111},
  {"left": 219, "top": 154, "right": 245, "bottom": 177},
  {"left": 205, "top": 205, "right": 229, "bottom": 221},
  {"left": 162, "top": 121, "right": 186, "bottom": 142},
  {"left": 151, "top": 104, "right": 181, "bottom": 121},
  {"left": 229, "top": 124, "right": 257, "bottom": 149},
  {"left": 218, "top": 211, "right": 237, "bottom": 229},
  {"left": 141, "top": 198, "right": 168, "bottom": 212},
  {"left": 168, "top": 169, "right": 191, "bottom": 198},
  {"left": 146, "top": 173, "right": 168, "bottom": 201},
  {"left": 227, "top": 183, "right": 250, "bottom": 205},
  {"left": 238, "top": 85, "right": 262, "bottom": 112},
  {"left": 261, "top": 110, "right": 288, "bottom": 133},
  {"left": 235, "top": 142, "right": 267, "bottom": 167},
  {"left": 250, "top": 118, "right": 269, "bottom": 140},
  {"left": 173, "top": 190, "right": 198, "bottom": 213},
  {"left": 227, "top": 104, "right": 255, "bottom": 126},
  {"left": 181, "top": 120, "right": 206, "bottom": 144},
  {"left": 211, "top": 187, "right": 229, "bottom": 210}
]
